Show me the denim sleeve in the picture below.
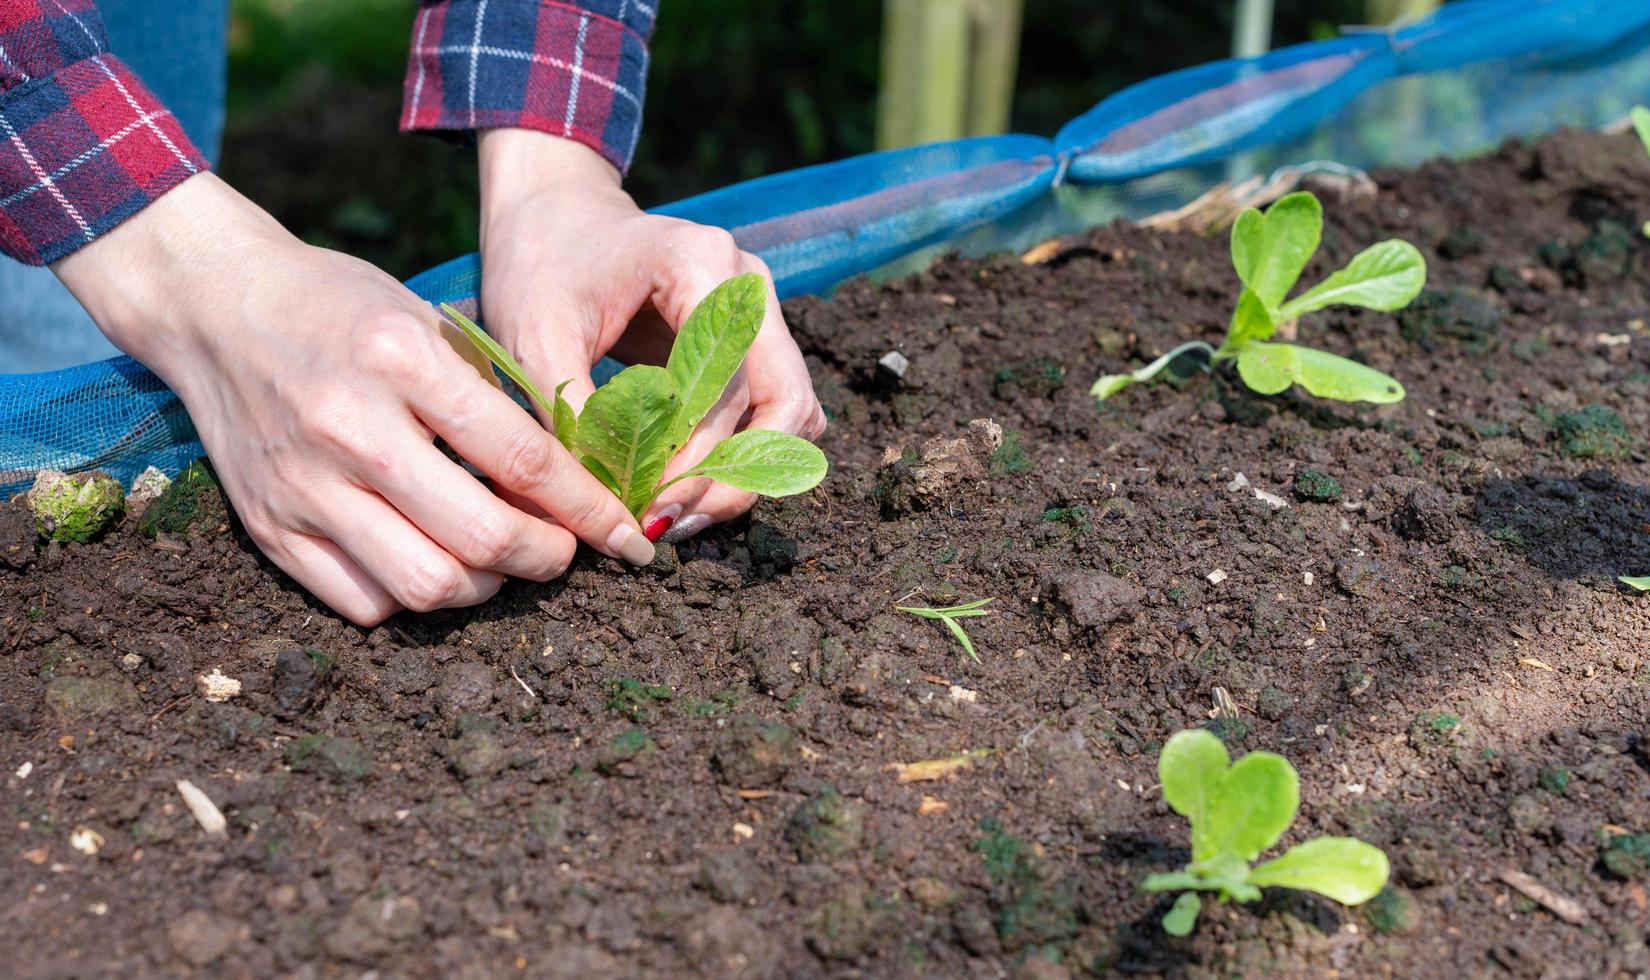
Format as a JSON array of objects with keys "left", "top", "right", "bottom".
[
  {"left": 0, "top": 0, "right": 208, "bottom": 265},
  {"left": 401, "top": 0, "right": 657, "bottom": 174}
]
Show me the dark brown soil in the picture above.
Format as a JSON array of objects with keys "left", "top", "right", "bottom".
[{"left": 6, "top": 129, "right": 1650, "bottom": 978}]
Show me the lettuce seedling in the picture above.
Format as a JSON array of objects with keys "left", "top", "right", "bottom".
[
  {"left": 1093, "top": 191, "right": 1425, "bottom": 405},
  {"left": 1143, "top": 729, "right": 1389, "bottom": 936},
  {"left": 1620, "top": 575, "right": 1650, "bottom": 591},
  {"left": 441, "top": 274, "right": 826, "bottom": 518}
]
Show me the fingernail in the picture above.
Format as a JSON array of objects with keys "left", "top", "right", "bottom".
[
  {"left": 659, "top": 513, "right": 709, "bottom": 545},
  {"left": 607, "top": 524, "right": 656, "bottom": 566},
  {"left": 644, "top": 504, "right": 683, "bottom": 542}
]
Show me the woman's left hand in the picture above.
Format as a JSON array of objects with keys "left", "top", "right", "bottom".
[{"left": 476, "top": 129, "right": 826, "bottom": 542}]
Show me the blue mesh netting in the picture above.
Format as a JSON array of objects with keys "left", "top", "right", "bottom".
[{"left": 6, "top": 0, "right": 1650, "bottom": 495}]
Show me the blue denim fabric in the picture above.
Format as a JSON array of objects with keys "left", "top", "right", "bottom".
[{"left": 0, "top": 0, "right": 227, "bottom": 374}]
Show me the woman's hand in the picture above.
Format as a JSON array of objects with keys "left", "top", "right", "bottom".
[
  {"left": 55, "top": 173, "right": 656, "bottom": 627},
  {"left": 476, "top": 130, "right": 826, "bottom": 543}
]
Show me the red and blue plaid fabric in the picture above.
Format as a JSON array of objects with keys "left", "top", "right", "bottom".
[
  {"left": 0, "top": 0, "right": 207, "bottom": 265},
  {"left": 402, "top": 0, "right": 656, "bottom": 174}
]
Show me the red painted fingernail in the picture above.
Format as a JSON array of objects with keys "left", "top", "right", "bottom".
[{"left": 644, "top": 515, "right": 675, "bottom": 542}]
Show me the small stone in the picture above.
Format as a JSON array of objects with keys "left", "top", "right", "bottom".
[
  {"left": 877, "top": 350, "right": 910, "bottom": 380},
  {"left": 128, "top": 466, "right": 172, "bottom": 508},
  {"left": 285, "top": 734, "right": 374, "bottom": 781},
  {"left": 1042, "top": 569, "right": 1143, "bottom": 630},
  {"left": 272, "top": 647, "right": 332, "bottom": 718},
  {"left": 699, "top": 850, "right": 760, "bottom": 905},
  {"left": 1507, "top": 792, "right": 1549, "bottom": 837},
  {"left": 1335, "top": 559, "right": 1382, "bottom": 597},
  {"left": 1206, "top": 568, "right": 1228, "bottom": 586},
  {"left": 168, "top": 909, "right": 245, "bottom": 967},
  {"left": 1393, "top": 483, "right": 1455, "bottom": 543},
  {"left": 711, "top": 715, "right": 797, "bottom": 788},
  {"left": 196, "top": 668, "right": 242, "bottom": 703},
  {"left": 323, "top": 895, "right": 422, "bottom": 962},
  {"left": 908, "top": 876, "right": 958, "bottom": 910},
  {"left": 118, "top": 653, "right": 143, "bottom": 673},
  {"left": 44, "top": 674, "right": 138, "bottom": 720},
  {"left": 68, "top": 826, "right": 104, "bottom": 855},
  {"left": 435, "top": 661, "right": 495, "bottom": 718},
  {"left": 26, "top": 470, "right": 125, "bottom": 543},
  {"left": 449, "top": 729, "right": 508, "bottom": 779},
  {"left": 1257, "top": 687, "right": 1292, "bottom": 721},
  {"left": 785, "top": 785, "right": 866, "bottom": 863}
]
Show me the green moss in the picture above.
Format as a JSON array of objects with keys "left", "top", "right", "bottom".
[
  {"left": 1537, "top": 766, "right": 1570, "bottom": 796},
  {"left": 137, "top": 459, "right": 228, "bottom": 537},
  {"left": 1292, "top": 469, "right": 1342, "bottom": 503},
  {"left": 990, "top": 429, "right": 1032, "bottom": 475},
  {"left": 605, "top": 678, "right": 674, "bottom": 722},
  {"left": 786, "top": 786, "right": 865, "bottom": 863},
  {"left": 1554, "top": 404, "right": 1632, "bottom": 460},
  {"left": 25, "top": 470, "right": 125, "bottom": 543},
  {"left": 972, "top": 818, "right": 1077, "bottom": 950},
  {"left": 1489, "top": 526, "right": 1528, "bottom": 551},
  {"left": 1365, "top": 885, "right": 1417, "bottom": 935},
  {"left": 286, "top": 734, "right": 374, "bottom": 781},
  {"left": 1602, "top": 834, "right": 1650, "bottom": 879},
  {"left": 993, "top": 356, "right": 1067, "bottom": 399}
]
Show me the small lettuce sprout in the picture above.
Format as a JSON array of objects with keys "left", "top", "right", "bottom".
[
  {"left": 1634, "top": 107, "right": 1650, "bottom": 237},
  {"left": 896, "top": 596, "right": 994, "bottom": 661},
  {"left": 1620, "top": 575, "right": 1650, "bottom": 591},
  {"left": 1093, "top": 191, "right": 1425, "bottom": 404},
  {"left": 1143, "top": 729, "right": 1389, "bottom": 935},
  {"left": 441, "top": 275, "right": 827, "bottom": 519}
]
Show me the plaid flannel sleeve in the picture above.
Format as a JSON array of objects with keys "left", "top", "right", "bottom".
[
  {"left": 402, "top": 0, "right": 656, "bottom": 174},
  {"left": 0, "top": 0, "right": 207, "bottom": 265}
]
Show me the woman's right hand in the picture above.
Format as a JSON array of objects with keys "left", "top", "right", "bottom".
[{"left": 54, "top": 173, "right": 654, "bottom": 626}]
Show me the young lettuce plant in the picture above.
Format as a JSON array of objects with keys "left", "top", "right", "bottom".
[
  {"left": 441, "top": 274, "right": 826, "bottom": 519},
  {"left": 1144, "top": 729, "right": 1389, "bottom": 936},
  {"left": 1093, "top": 191, "right": 1425, "bottom": 404}
]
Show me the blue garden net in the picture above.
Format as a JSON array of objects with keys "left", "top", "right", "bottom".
[{"left": 5, "top": 0, "right": 1650, "bottom": 495}]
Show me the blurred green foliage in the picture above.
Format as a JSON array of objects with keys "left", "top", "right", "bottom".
[{"left": 219, "top": 0, "right": 1367, "bottom": 277}]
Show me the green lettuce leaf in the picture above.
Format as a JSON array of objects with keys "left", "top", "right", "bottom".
[
  {"left": 573, "top": 365, "right": 681, "bottom": 517},
  {"left": 1231, "top": 192, "right": 1322, "bottom": 310},
  {"left": 1205, "top": 751, "right": 1298, "bottom": 862},
  {"left": 1249, "top": 837, "right": 1390, "bottom": 904},
  {"left": 1162, "top": 892, "right": 1201, "bottom": 937},
  {"left": 552, "top": 379, "right": 579, "bottom": 453},
  {"left": 661, "top": 428, "right": 827, "bottom": 499},
  {"left": 1159, "top": 729, "right": 1230, "bottom": 862},
  {"left": 665, "top": 273, "right": 767, "bottom": 450},
  {"left": 1278, "top": 240, "right": 1426, "bottom": 319},
  {"left": 1235, "top": 342, "right": 1405, "bottom": 403}
]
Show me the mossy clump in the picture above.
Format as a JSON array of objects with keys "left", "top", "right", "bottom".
[
  {"left": 990, "top": 429, "right": 1031, "bottom": 475},
  {"left": 1365, "top": 885, "right": 1418, "bottom": 934},
  {"left": 137, "top": 458, "right": 229, "bottom": 537},
  {"left": 786, "top": 785, "right": 865, "bottom": 863},
  {"left": 972, "top": 817, "right": 1077, "bottom": 951},
  {"left": 1554, "top": 405, "right": 1632, "bottom": 460},
  {"left": 1292, "top": 469, "right": 1343, "bottom": 503},
  {"left": 1537, "top": 766, "right": 1571, "bottom": 796},
  {"left": 1601, "top": 834, "right": 1650, "bottom": 880},
  {"left": 285, "top": 734, "right": 374, "bottom": 781},
  {"left": 25, "top": 470, "right": 125, "bottom": 543},
  {"left": 605, "top": 678, "right": 674, "bottom": 722}
]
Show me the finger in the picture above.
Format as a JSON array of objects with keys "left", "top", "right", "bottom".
[
  {"left": 318, "top": 486, "right": 506, "bottom": 613},
  {"left": 499, "top": 300, "right": 602, "bottom": 415},
  {"left": 368, "top": 436, "right": 579, "bottom": 581},
  {"left": 260, "top": 528, "right": 403, "bottom": 626},
  {"left": 409, "top": 357, "right": 655, "bottom": 566}
]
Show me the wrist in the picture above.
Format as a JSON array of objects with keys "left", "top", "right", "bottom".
[
  {"left": 53, "top": 173, "right": 293, "bottom": 368},
  {"left": 478, "top": 129, "right": 626, "bottom": 224}
]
